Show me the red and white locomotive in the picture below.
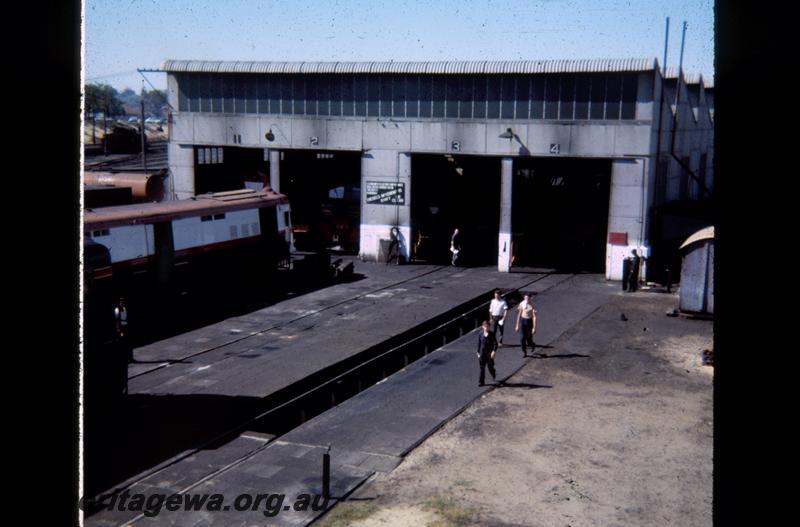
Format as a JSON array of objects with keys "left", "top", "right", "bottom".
[
  {"left": 84, "top": 187, "right": 292, "bottom": 283},
  {"left": 82, "top": 187, "right": 294, "bottom": 402}
]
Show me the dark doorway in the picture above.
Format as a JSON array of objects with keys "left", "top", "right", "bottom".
[
  {"left": 280, "top": 150, "right": 361, "bottom": 253},
  {"left": 194, "top": 146, "right": 269, "bottom": 195},
  {"left": 411, "top": 154, "right": 501, "bottom": 266},
  {"left": 512, "top": 158, "right": 611, "bottom": 272}
]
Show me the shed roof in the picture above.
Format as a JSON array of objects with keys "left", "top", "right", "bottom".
[
  {"left": 679, "top": 226, "right": 714, "bottom": 250},
  {"left": 161, "top": 58, "right": 658, "bottom": 75}
]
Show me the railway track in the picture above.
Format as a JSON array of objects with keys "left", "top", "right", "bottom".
[
  {"left": 127, "top": 264, "right": 453, "bottom": 380},
  {"left": 86, "top": 269, "right": 568, "bottom": 514}
]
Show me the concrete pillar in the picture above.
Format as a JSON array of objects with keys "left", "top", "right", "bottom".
[
  {"left": 168, "top": 143, "right": 196, "bottom": 199},
  {"left": 359, "top": 150, "right": 412, "bottom": 262},
  {"left": 498, "top": 157, "right": 513, "bottom": 272},
  {"left": 269, "top": 149, "right": 281, "bottom": 192},
  {"left": 606, "top": 158, "right": 650, "bottom": 280}
]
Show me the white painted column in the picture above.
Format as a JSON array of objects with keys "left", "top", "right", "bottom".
[
  {"left": 606, "top": 158, "right": 650, "bottom": 280},
  {"left": 269, "top": 150, "right": 281, "bottom": 192},
  {"left": 397, "top": 152, "right": 412, "bottom": 261},
  {"left": 168, "top": 142, "right": 196, "bottom": 199},
  {"left": 498, "top": 157, "right": 513, "bottom": 272},
  {"left": 359, "top": 150, "right": 411, "bottom": 262}
]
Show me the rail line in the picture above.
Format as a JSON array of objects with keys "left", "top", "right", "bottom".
[
  {"left": 87, "top": 271, "right": 566, "bottom": 513},
  {"left": 128, "top": 263, "right": 454, "bottom": 379}
]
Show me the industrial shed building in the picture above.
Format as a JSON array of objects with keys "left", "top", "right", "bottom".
[{"left": 161, "top": 58, "right": 714, "bottom": 279}]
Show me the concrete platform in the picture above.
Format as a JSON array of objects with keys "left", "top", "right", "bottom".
[
  {"left": 87, "top": 261, "right": 554, "bottom": 499},
  {"left": 127, "top": 263, "right": 553, "bottom": 398},
  {"left": 86, "top": 273, "right": 619, "bottom": 526}
]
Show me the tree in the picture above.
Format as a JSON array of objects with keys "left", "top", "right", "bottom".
[
  {"left": 85, "top": 83, "right": 124, "bottom": 117},
  {"left": 118, "top": 88, "right": 139, "bottom": 108},
  {"left": 141, "top": 89, "right": 168, "bottom": 116}
]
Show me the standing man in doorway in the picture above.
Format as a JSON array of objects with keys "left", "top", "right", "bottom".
[
  {"left": 627, "top": 249, "right": 641, "bottom": 292},
  {"left": 489, "top": 289, "right": 508, "bottom": 346},
  {"left": 386, "top": 227, "right": 401, "bottom": 265},
  {"left": 515, "top": 292, "right": 537, "bottom": 357},
  {"left": 450, "top": 228, "right": 462, "bottom": 266}
]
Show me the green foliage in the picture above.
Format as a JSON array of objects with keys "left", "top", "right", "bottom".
[
  {"left": 141, "top": 88, "right": 168, "bottom": 116},
  {"left": 118, "top": 88, "right": 139, "bottom": 108},
  {"left": 423, "top": 495, "right": 476, "bottom": 526},
  {"left": 85, "top": 84, "right": 168, "bottom": 118},
  {"left": 315, "top": 501, "right": 379, "bottom": 527},
  {"left": 85, "top": 83, "right": 124, "bottom": 117}
]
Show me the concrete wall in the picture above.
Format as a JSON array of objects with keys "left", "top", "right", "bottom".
[
  {"left": 606, "top": 158, "right": 650, "bottom": 280},
  {"left": 168, "top": 113, "right": 654, "bottom": 159},
  {"left": 652, "top": 74, "right": 714, "bottom": 203},
  {"left": 359, "top": 150, "right": 412, "bottom": 262},
  {"left": 168, "top": 142, "right": 195, "bottom": 200}
]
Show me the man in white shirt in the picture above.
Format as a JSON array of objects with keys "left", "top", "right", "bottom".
[
  {"left": 488, "top": 290, "right": 508, "bottom": 346},
  {"left": 515, "top": 292, "right": 537, "bottom": 357}
]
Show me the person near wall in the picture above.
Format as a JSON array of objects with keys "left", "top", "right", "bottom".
[
  {"left": 386, "top": 227, "right": 401, "bottom": 265},
  {"left": 626, "top": 249, "right": 641, "bottom": 292},
  {"left": 450, "top": 228, "right": 462, "bottom": 266},
  {"left": 477, "top": 320, "right": 497, "bottom": 386},
  {"left": 515, "top": 292, "right": 537, "bottom": 357}
]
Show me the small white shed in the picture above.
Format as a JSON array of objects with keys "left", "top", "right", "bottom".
[{"left": 679, "top": 226, "right": 714, "bottom": 315}]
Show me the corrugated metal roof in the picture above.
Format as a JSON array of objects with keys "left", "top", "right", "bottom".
[
  {"left": 679, "top": 226, "right": 714, "bottom": 250},
  {"left": 161, "top": 58, "right": 658, "bottom": 75},
  {"left": 663, "top": 67, "right": 685, "bottom": 80},
  {"left": 663, "top": 68, "right": 713, "bottom": 84},
  {"left": 684, "top": 72, "right": 702, "bottom": 85}
]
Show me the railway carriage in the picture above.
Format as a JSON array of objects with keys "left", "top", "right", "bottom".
[{"left": 82, "top": 188, "right": 293, "bottom": 398}]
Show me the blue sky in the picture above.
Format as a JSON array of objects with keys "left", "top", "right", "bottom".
[{"left": 85, "top": 0, "right": 714, "bottom": 92}]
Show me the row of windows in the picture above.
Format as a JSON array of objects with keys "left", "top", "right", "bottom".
[
  {"left": 177, "top": 73, "right": 639, "bottom": 121},
  {"left": 197, "top": 147, "right": 224, "bottom": 165},
  {"left": 200, "top": 213, "right": 226, "bottom": 222}
]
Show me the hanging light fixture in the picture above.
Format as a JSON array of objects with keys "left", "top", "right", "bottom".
[{"left": 498, "top": 128, "right": 514, "bottom": 139}]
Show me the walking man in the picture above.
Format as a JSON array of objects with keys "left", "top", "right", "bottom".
[
  {"left": 450, "top": 228, "right": 462, "bottom": 266},
  {"left": 114, "top": 297, "right": 133, "bottom": 363},
  {"left": 386, "top": 227, "right": 401, "bottom": 265},
  {"left": 477, "top": 321, "right": 497, "bottom": 386},
  {"left": 515, "top": 292, "right": 537, "bottom": 357},
  {"left": 488, "top": 289, "right": 508, "bottom": 345}
]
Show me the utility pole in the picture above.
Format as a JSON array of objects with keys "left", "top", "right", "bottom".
[
  {"left": 667, "top": 21, "right": 711, "bottom": 200},
  {"left": 140, "top": 86, "right": 147, "bottom": 171},
  {"left": 654, "top": 17, "right": 669, "bottom": 201},
  {"left": 670, "top": 21, "right": 687, "bottom": 155},
  {"left": 103, "top": 103, "right": 108, "bottom": 156}
]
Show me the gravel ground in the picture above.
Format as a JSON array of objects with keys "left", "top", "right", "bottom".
[{"left": 321, "top": 289, "right": 713, "bottom": 527}]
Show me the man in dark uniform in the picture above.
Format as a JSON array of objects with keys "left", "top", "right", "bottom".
[
  {"left": 386, "top": 227, "right": 401, "bottom": 265},
  {"left": 477, "top": 321, "right": 497, "bottom": 386},
  {"left": 627, "top": 249, "right": 641, "bottom": 292}
]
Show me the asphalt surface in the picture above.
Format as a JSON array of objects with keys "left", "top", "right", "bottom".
[
  {"left": 86, "top": 272, "right": 623, "bottom": 526},
  {"left": 85, "top": 261, "right": 553, "bottom": 514}
]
